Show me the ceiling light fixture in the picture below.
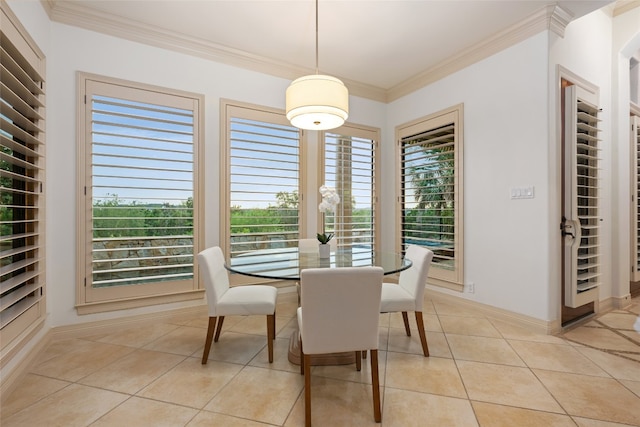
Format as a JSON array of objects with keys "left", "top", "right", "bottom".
[{"left": 285, "top": 0, "right": 349, "bottom": 131}]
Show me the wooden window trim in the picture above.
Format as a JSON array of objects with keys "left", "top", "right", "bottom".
[
  {"left": 76, "top": 72, "right": 205, "bottom": 314},
  {"left": 0, "top": 1, "right": 47, "bottom": 362},
  {"left": 219, "top": 99, "right": 307, "bottom": 287},
  {"left": 395, "top": 104, "right": 464, "bottom": 290},
  {"left": 319, "top": 123, "right": 381, "bottom": 251}
]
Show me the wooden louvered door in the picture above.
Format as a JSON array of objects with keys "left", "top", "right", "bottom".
[
  {"left": 562, "top": 83, "right": 601, "bottom": 316},
  {"left": 631, "top": 115, "right": 640, "bottom": 282},
  {"left": 631, "top": 114, "right": 640, "bottom": 297}
]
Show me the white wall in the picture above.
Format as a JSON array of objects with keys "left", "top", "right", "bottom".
[
  {"left": 12, "top": 2, "right": 386, "bottom": 327},
  {"left": 386, "top": 33, "right": 553, "bottom": 320},
  {"left": 7, "top": 0, "right": 630, "bottom": 329},
  {"left": 631, "top": 58, "right": 640, "bottom": 105},
  {"left": 612, "top": 8, "right": 640, "bottom": 303},
  {"left": 548, "top": 9, "right": 615, "bottom": 316},
  {"left": 385, "top": 8, "right": 621, "bottom": 323}
]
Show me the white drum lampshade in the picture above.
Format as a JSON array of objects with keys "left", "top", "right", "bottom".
[{"left": 285, "top": 74, "right": 349, "bottom": 131}]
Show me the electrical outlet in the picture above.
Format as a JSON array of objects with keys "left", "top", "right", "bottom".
[{"left": 465, "top": 282, "right": 475, "bottom": 293}]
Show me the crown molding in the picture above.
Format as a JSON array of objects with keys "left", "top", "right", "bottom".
[
  {"left": 45, "top": 1, "right": 294, "bottom": 72},
  {"left": 43, "top": 1, "right": 575, "bottom": 104},
  {"left": 386, "top": 5, "right": 573, "bottom": 102},
  {"left": 613, "top": 0, "right": 640, "bottom": 16},
  {"left": 548, "top": 5, "right": 574, "bottom": 37},
  {"left": 42, "top": 0, "right": 387, "bottom": 102}
]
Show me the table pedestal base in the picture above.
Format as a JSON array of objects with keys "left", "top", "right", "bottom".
[{"left": 287, "top": 331, "right": 356, "bottom": 366}]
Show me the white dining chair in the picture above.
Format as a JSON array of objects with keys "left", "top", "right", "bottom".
[
  {"left": 297, "top": 266, "right": 384, "bottom": 426},
  {"left": 380, "top": 245, "right": 434, "bottom": 357},
  {"left": 298, "top": 238, "right": 318, "bottom": 253},
  {"left": 298, "top": 238, "right": 337, "bottom": 253},
  {"left": 197, "top": 246, "right": 277, "bottom": 364}
]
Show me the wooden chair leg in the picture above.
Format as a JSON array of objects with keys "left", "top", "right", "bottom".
[
  {"left": 202, "top": 316, "right": 217, "bottom": 364},
  {"left": 214, "top": 316, "right": 225, "bottom": 342},
  {"left": 267, "top": 314, "right": 275, "bottom": 363},
  {"left": 415, "top": 311, "right": 429, "bottom": 357},
  {"left": 355, "top": 351, "right": 362, "bottom": 371},
  {"left": 304, "top": 353, "right": 312, "bottom": 427},
  {"left": 299, "top": 339, "right": 304, "bottom": 375},
  {"left": 402, "top": 311, "right": 411, "bottom": 336},
  {"left": 272, "top": 310, "right": 277, "bottom": 339},
  {"left": 370, "top": 349, "right": 382, "bottom": 422}
]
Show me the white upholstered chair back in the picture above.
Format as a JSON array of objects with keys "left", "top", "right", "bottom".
[
  {"left": 197, "top": 246, "right": 230, "bottom": 317},
  {"left": 297, "top": 266, "right": 384, "bottom": 425},
  {"left": 379, "top": 244, "right": 434, "bottom": 357},
  {"left": 298, "top": 266, "right": 383, "bottom": 355},
  {"left": 298, "top": 238, "right": 318, "bottom": 253},
  {"left": 197, "top": 246, "right": 277, "bottom": 364},
  {"left": 398, "top": 245, "right": 434, "bottom": 311}
]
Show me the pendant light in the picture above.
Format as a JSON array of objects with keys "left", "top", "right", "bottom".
[{"left": 285, "top": 0, "right": 349, "bottom": 130}]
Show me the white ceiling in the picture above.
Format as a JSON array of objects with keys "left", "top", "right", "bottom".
[{"left": 43, "top": 0, "right": 618, "bottom": 101}]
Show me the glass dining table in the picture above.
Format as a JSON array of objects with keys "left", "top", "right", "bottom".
[
  {"left": 225, "top": 246, "right": 413, "bottom": 365},
  {"left": 225, "top": 246, "right": 412, "bottom": 280}
]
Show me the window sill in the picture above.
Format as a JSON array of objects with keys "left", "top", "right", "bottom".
[{"left": 76, "top": 289, "right": 205, "bottom": 315}]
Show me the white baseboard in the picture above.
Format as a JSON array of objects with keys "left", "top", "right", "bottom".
[
  {"left": 52, "top": 304, "right": 208, "bottom": 341},
  {"left": 610, "top": 294, "right": 633, "bottom": 310},
  {"left": 424, "top": 290, "right": 560, "bottom": 335},
  {"left": 1, "top": 330, "right": 52, "bottom": 404}
]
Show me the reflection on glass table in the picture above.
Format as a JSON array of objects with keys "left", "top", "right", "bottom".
[
  {"left": 225, "top": 246, "right": 413, "bottom": 366},
  {"left": 225, "top": 246, "right": 412, "bottom": 280}
]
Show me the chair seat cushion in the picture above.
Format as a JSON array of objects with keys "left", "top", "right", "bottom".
[
  {"left": 216, "top": 285, "right": 277, "bottom": 316},
  {"left": 380, "top": 282, "right": 416, "bottom": 313}
]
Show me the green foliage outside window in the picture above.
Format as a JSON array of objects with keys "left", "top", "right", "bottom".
[{"left": 92, "top": 195, "right": 193, "bottom": 238}]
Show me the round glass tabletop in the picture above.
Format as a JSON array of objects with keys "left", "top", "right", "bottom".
[{"left": 225, "top": 247, "right": 412, "bottom": 281}]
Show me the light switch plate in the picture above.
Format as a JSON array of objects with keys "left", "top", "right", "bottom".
[{"left": 510, "top": 186, "right": 534, "bottom": 199}]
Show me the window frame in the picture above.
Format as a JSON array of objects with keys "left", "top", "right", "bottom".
[
  {"left": 76, "top": 72, "right": 204, "bottom": 314},
  {"left": 319, "top": 123, "right": 380, "bottom": 251},
  {"left": 395, "top": 104, "right": 464, "bottom": 291},
  {"left": 220, "top": 99, "right": 307, "bottom": 286}
]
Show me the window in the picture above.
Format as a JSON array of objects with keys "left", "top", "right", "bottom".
[
  {"left": 221, "top": 101, "right": 305, "bottom": 285},
  {"left": 322, "top": 125, "right": 379, "bottom": 251},
  {"left": 396, "top": 105, "right": 464, "bottom": 290},
  {"left": 1, "top": 3, "right": 46, "bottom": 356},
  {"left": 77, "top": 74, "right": 204, "bottom": 313}
]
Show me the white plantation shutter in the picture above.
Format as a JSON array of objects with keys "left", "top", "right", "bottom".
[
  {"left": 1, "top": 3, "right": 46, "bottom": 351},
  {"left": 397, "top": 106, "right": 463, "bottom": 288},
  {"left": 563, "top": 85, "right": 601, "bottom": 308},
  {"left": 323, "top": 125, "right": 379, "bottom": 251},
  {"left": 632, "top": 115, "right": 640, "bottom": 282},
  {"left": 225, "top": 105, "right": 302, "bottom": 260},
  {"left": 79, "top": 75, "right": 202, "bottom": 306}
]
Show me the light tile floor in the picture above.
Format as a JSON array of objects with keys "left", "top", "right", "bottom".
[{"left": 2, "top": 293, "right": 639, "bottom": 426}]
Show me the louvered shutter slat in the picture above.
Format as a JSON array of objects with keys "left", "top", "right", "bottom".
[
  {"left": 324, "top": 131, "right": 377, "bottom": 252},
  {"left": 401, "top": 123, "right": 457, "bottom": 271},
  {"left": 228, "top": 116, "right": 301, "bottom": 256},
  {"left": 86, "top": 88, "right": 196, "bottom": 289},
  {"left": 1, "top": 4, "right": 45, "bottom": 348},
  {"left": 563, "top": 86, "right": 601, "bottom": 308}
]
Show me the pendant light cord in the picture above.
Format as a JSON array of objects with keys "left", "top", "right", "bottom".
[{"left": 315, "top": 0, "right": 319, "bottom": 74}]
